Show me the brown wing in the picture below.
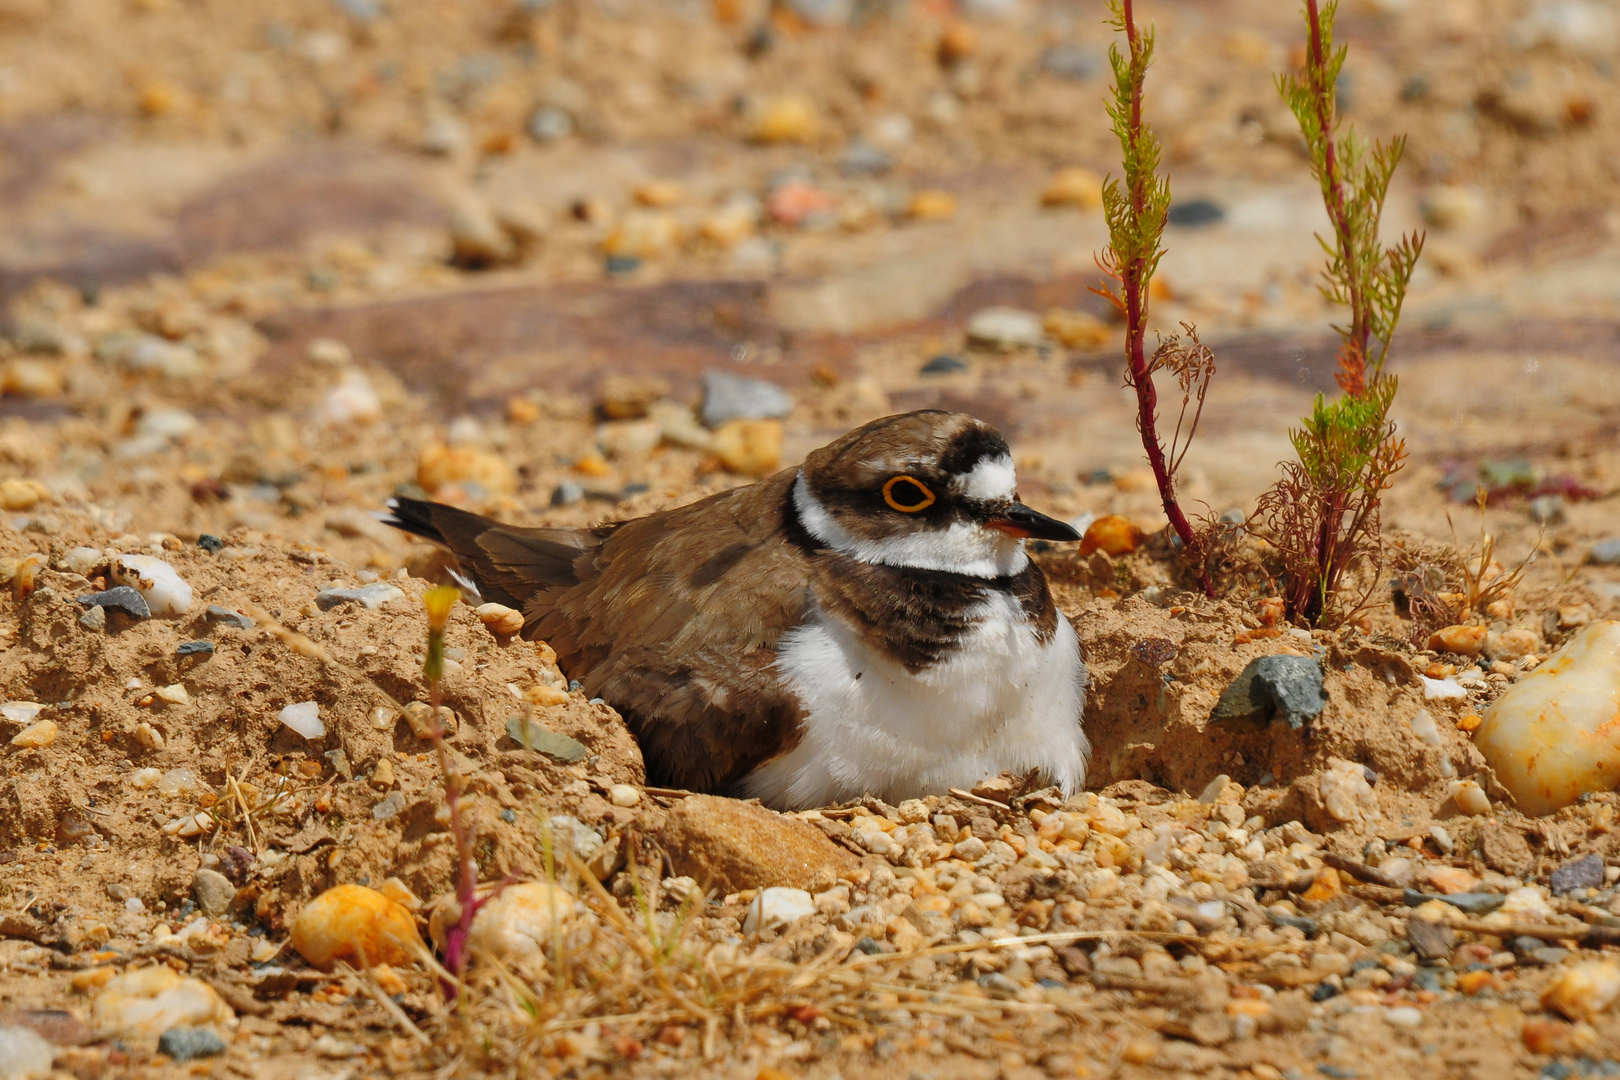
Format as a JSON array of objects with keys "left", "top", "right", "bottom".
[{"left": 531, "top": 470, "right": 813, "bottom": 793}]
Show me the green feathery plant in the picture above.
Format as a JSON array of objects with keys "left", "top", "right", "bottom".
[
  {"left": 1093, "top": 0, "right": 1217, "bottom": 596},
  {"left": 1253, "top": 0, "right": 1424, "bottom": 627}
]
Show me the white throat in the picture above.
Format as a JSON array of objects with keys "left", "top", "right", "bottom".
[{"left": 792, "top": 472, "right": 1028, "bottom": 579}]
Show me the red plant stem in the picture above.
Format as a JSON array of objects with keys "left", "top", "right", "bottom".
[
  {"left": 1304, "top": 0, "right": 1370, "bottom": 392},
  {"left": 1118, "top": 0, "right": 1211, "bottom": 596}
]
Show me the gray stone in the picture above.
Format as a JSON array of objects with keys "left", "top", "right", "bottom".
[
  {"left": 699, "top": 372, "right": 793, "bottom": 429},
  {"left": 1210, "top": 655, "right": 1328, "bottom": 730},
  {"left": 1549, "top": 852, "right": 1605, "bottom": 895},
  {"left": 527, "top": 106, "right": 573, "bottom": 143},
  {"left": 965, "top": 307, "right": 1044, "bottom": 351},
  {"left": 1040, "top": 44, "right": 1100, "bottom": 80},
  {"left": 371, "top": 791, "right": 406, "bottom": 821},
  {"left": 314, "top": 583, "right": 406, "bottom": 612},
  {"left": 78, "top": 604, "right": 106, "bottom": 631},
  {"left": 1589, "top": 537, "right": 1620, "bottom": 565},
  {"left": 920, "top": 354, "right": 968, "bottom": 375},
  {"left": 1529, "top": 494, "right": 1566, "bottom": 524},
  {"left": 839, "top": 141, "right": 892, "bottom": 177},
  {"left": 157, "top": 1028, "right": 227, "bottom": 1062},
  {"left": 191, "top": 868, "right": 237, "bottom": 917},
  {"left": 205, "top": 605, "right": 254, "bottom": 630},
  {"left": 176, "top": 640, "right": 214, "bottom": 656},
  {"left": 782, "top": 0, "right": 852, "bottom": 25},
  {"left": 1402, "top": 887, "right": 1506, "bottom": 915},
  {"left": 1168, "top": 199, "right": 1225, "bottom": 228},
  {"left": 77, "top": 586, "right": 150, "bottom": 620},
  {"left": 506, "top": 714, "right": 588, "bottom": 763},
  {"left": 550, "top": 480, "right": 584, "bottom": 507}
]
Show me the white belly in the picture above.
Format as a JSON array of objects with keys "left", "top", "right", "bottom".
[{"left": 742, "top": 592, "right": 1089, "bottom": 810}]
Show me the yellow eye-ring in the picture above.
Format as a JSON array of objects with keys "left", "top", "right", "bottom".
[{"left": 883, "top": 475, "right": 936, "bottom": 512}]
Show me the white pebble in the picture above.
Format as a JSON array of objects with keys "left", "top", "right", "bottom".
[
  {"left": 279, "top": 701, "right": 325, "bottom": 739},
  {"left": 1449, "top": 779, "right": 1491, "bottom": 815},
  {"left": 1420, "top": 675, "right": 1467, "bottom": 701},
  {"left": 608, "top": 784, "right": 640, "bottom": 807},
  {"left": 154, "top": 684, "right": 190, "bottom": 707},
  {"left": 112, "top": 554, "right": 192, "bottom": 616},
  {"left": 128, "top": 767, "right": 162, "bottom": 790},
  {"left": 124, "top": 896, "right": 145, "bottom": 914},
  {"left": 320, "top": 371, "right": 382, "bottom": 427},
  {"left": 0, "top": 1025, "right": 55, "bottom": 1077},
  {"left": 61, "top": 546, "right": 104, "bottom": 576},
  {"left": 1384, "top": 1005, "right": 1423, "bottom": 1028},
  {"left": 0, "top": 701, "right": 43, "bottom": 724},
  {"left": 1409, "top": 709, "right": 1442, "bottom": 746},
  {"left": 743, "top": 887, "right": 815, "bottom": 934}
]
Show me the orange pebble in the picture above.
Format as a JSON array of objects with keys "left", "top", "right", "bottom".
[
  {"left": 290, "top": 884, "right": 424, "bottom": 971},
  {"left": 1078, "top": 514, "right": 1140, "bottom": 556}
]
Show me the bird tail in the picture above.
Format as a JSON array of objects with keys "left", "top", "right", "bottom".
[{"left": 378, "top": 497, "right": 600, "bottom": 613}]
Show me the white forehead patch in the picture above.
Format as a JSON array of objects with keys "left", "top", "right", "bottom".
[{"left": 955, "top": 454, "right": 1017, "bottom": 501}]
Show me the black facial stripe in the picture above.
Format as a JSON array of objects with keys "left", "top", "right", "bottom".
[{"left": 938, "top": 425, "right": 1011, "bottom": 478}]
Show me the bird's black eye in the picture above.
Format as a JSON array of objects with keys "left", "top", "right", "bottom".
[{"left": 882, "top": 475, "right": 936, "bottom": 512}]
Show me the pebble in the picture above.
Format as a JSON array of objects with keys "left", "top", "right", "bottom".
[
  {"left": 8, "top": 719, "right": 55, "bottom": 749},
  {"left": 0, "top": 1025, "right": 56, "bottom": 1076},
  {"left": 1383, "top": 1006, "right": 1423, "bottom": 1028},
  {"left": 1590, "top": 538, "right": 1620, "bottom": 565},
  {"left": 315, "top": 583, "right": 405, "bottom": 611},
  {"left": 1428, "top": 624, "right": 1487, "bottom": 656},
  {"left": 1420, "top": 675, "right": 1467, "bottom": 701},
  {"left": 699, "top": 372, "right": 793, "bottom": 429},
  {"left": 92, "top": 967, "right": 232, "bottom": 1039},
  {"left": 1541, "top": 960, "right": 1620, "bottom": 1022},
  {"left": 197, "top": 535, "right": 224, "bottom": 554},
  {"left": 765, "top": 181, "right": 836, "bottom": 228},
  {"left": 527, "top": 106, "right": 573, "bottom": 142},
  {"left": 1485, "top": 628, "right": 1540, "bottom": 661},
  {"left": 434, "top": 881, "right": 581, "bottom": 968},
  {"left": 920, "top": 354, "right": 968, "bottom": 375},
  {"left": 77, "top": 586, "right": 150, "bottom": 620},
  {"left": 418, "top": 444, "right": 517, "bottom": 496},
  {"left": 156, "top": 1027, "right": 227, "bottom": 1062},
  {"left": 1211, "top": 655, "right": 1329, "bottom": 730},
  {"left": 1319, "top": 757, "right": 1377, "bottom": 825},
  {"left": 319, "top": 372, "right": 383, "bottom": 427},
  {"left": 839, "top": 141, "right": 892, "bottom": 176},
  {"left": 278, "top": 701, "right": 325, "bottom": 740},
  {"left": 1419, "top": 185, "right": 1488, "bottom": 231},
  {"left": 61, "top": 546, "right": 103, "bottom": 576},
  {"left": 965, "top": 307, "right": 1045, "bottom": 351},
  {"left": 78, "top": 604, "right": 106, "bottom": 630},
  {"left": 0, "top": 701, "right": 42, "bottom": 724},
  {"left": 111, "top": 556, "right": 191, "bottom": 616},
  {"left": 507, "top": 715, "right": 588, "bottom": 762},
  {"left": 908, "top": 190, "right": 958, "bottom": 220},
  {"left": 1040, "top": 44, "right": 1100, "bottom": 79},
  {"left": 747, "top": 95, "right": 820, "bottom": 144},
  {"left": 1474, "top": 620, "right": 1620, "bottom": 815},
  {"left": 1078, "top": 514, "right": 1140, "bottom": 556},
  {"left": 602, "top": 210, "right": 682, "bottom": 261},
  {"left": 477, "top": 602, "right": 524, "bottom": 637},
  {"left": 1448, "top": 779, "right": 1491, "bottom": 815},
  {"left": 1529, "top": 494, "right": 1566, "bottom": 524},
  {"left": 1550, "top": 853, "right": 1606, "bottom": 895},
  {"left": 711, "top": 419, "right": 783, "bottom": 476},
  {"left": 1168, "top": 199, "right": 1225, "bottom": 227},
  {"left": 176, "top": 640, "right": 213, "bottom": 657},
  {"left": 192, "top": 868, "right": 236, "bottom": 917},
  {"left": 609, "top": 784, "right": 641, "bottom": 807},
  {"left": 1041, "top": 167, "right": 1103, "bottom": 209},
  {"left": 743, "top": 887, "right": 816, "bottom": 933},
  {"left": 291, "top": 884, "right": 424, "bottom": 970},
  {"left": 372, "top": 791, "right": 406, "bottom": 821},
  {"left": 205, "top": 605, "right": 254, "bottom": 630},
  {"left": 1043, "top": 308, "right": 1113, "bottom": 348},
  {"left": 660, "top": 794, "right": 856, "bottom": 893}
]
